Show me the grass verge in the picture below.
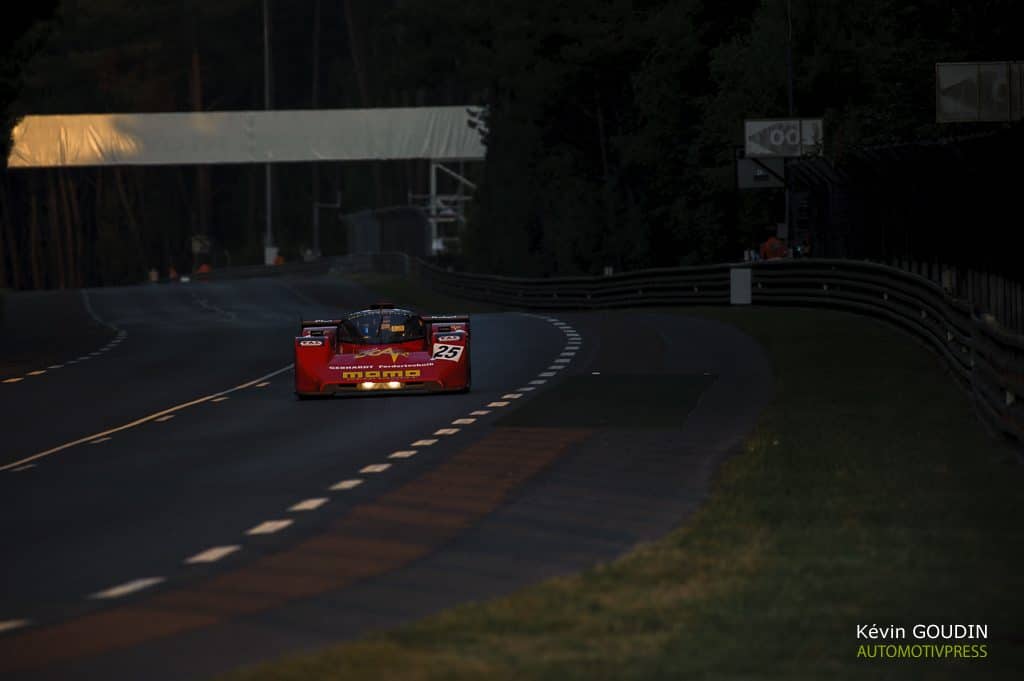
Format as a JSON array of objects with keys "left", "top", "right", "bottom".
[{"left": 220, "top": 306, "right": 1024, "bottom": 680}]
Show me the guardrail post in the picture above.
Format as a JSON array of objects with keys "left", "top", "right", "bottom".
[{"left": 730, "top": 267, "right": 752, "bottom": 305}]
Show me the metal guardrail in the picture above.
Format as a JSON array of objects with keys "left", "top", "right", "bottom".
[{"left": 413, "top": 257, "right": 1024, "bottom": 452}]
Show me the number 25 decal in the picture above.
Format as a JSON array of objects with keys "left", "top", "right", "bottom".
[{"left": 431, "top": 344, "right": 464, "bottom": 361}]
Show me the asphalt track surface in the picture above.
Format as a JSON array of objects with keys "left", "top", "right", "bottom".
[{"left": 0, "top": 274, "right": 772, "bottom": 680}]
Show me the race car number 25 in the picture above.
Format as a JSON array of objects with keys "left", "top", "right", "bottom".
[{"left": 431, "top": 344, "right": 464, "bottom": 362}]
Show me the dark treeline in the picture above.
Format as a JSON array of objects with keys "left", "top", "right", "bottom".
[{"left": 0, "top": 0, "right": 1020, "bottom": 288}]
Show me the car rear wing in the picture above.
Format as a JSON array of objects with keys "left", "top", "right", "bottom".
[
  {"left": 298, "top": 318, "right": 342, "bottom": 337},
  {"left": 423, "top": 314, "right": 470, "bottom": 334},
  {"left": 422, "top": 314, "right": 470, "bottom": 323}
]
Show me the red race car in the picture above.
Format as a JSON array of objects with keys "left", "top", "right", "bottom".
[{"left": 294, "top": 303, "right": 470, "bottom": 398}]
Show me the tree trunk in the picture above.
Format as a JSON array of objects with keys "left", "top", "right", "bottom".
[
  {"left": 114, "top": 167, "right": 145, "bottom": 275},
  {"left": 47, "top": 171, "right": 67, "bottom": 289},
  {"left": 58, "top": 169, "right": 77, "bottom": 288},
  {"left": 1, "top": 179, "right": 21, "bottom": 289},
  {"left": 343, "top": 0, "right": 383, "bottom": 204},
  {"left": 311, "top": 0, "right": 321, "bottom": 253},
  {"left": 66, "top": 171, "right": 84, "bottom": 287},
  {"left": 190, "top": 47, "right": 211, "bottom": 240},
  {"left": 29, "top": 181, "right": 42, "bottom": 289}
]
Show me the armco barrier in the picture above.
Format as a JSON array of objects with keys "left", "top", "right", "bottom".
[{"left": 413, "top": 257, "right": 1023, "bottom": 452}]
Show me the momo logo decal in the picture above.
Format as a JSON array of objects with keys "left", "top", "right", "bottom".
[
  {"left": 341, "top": 369, "right": 421, "bottom": 380},
  {"left": 436, "top": 334, "right": 461, "bottom": 342},
  {"left": 354, "top": 347, "right": 409, "bottom": 363},
  {"left": 299, "top": 339, "right": 323, "bottom": 346}
]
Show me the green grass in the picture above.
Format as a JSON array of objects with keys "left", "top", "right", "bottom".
[
  {"left": 220, "top": 306, "right": 1024, "bottom": 680},
  {"left": 346, "top": 273, "right": 504, "bottom": 314}
]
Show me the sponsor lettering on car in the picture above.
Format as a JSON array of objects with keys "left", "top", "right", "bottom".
[
  {"left": 436, "top": 334, "right": 462, "bottom": 342},
  {"left": 341, "top": 369, "right": 422, "bottom": 380}
]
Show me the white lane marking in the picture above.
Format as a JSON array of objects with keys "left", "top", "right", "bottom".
[
  {"left": 434, "top": 428, "right": 460, "bottom": 436},
  {"left": 488, "top": 401, "right": 510, "bottom": 407},
  {"left": 89, "top": 437, "right": 112, "bottom": 445},
  {"left": 547, "top": 365, "right": 564, "bottom": 371},
  {"left": 517, "top": 387, "right": 536, "bottom": 392},
  {"left": 560, "top": 352, "right": 575, "bottom": 358},
  {"left": 81, "top": 289, "right": 119, "bottom": 331},
  {"left": 0, "top": 619, "right": 30, "bottom": 634},
  {"left": 360, "top": 463, "right": 391, "bottom": 474},
  {"left": 256, "top": 382, "right": 270, "bottom": 388},
  {"left": 470, "top": 410, "right": 491, "bottom": 416},
  {"left": 26, "top": 370, "right": 46, "bottom": 376},
  {"left": 11, "top": 464, "right": 36, "bottom": 472},
  {"left": 553, "top": 358, "right": 570, "bottom": 364},
  {"left": 289, "top": 497, "right": 329, "bottom": 512},
  {"left": 502, "top": 393, "right": 522, "bottom": 399},
  {"left": 246, "top": 520, "right": 293, "bottom": 535},
  {"left": 211, "top": 396, "right": 230, "bottom": 403},
  {"left": 2, "top": 378, "right": 23, "bottom": 384},
  {"left": 330, "top": 479, "right": 363, "bottom": 490},
  {"left": 388, "top": 450, "right": 417, "bottom": 459},
  {"left": 48, "top": 364, "right": 64, "bottom": 369},
  {"left": 91, "top": 577, "right": 164, "bottom": 600},
  {"left": 65, "top": 360, "right": 79, "bottom": 365},
  {"left": 452, "top": 418, "right": 476, "bottom": 425},
  {"left": 411, "top": 439, "right": 438, "bottom": 447},
  {"left": 155, "top": 415, "right": 175, "bottom": 422},
  {"left": 185, "top": 545, "right": 240, "bottom": 564},
  {"left": 529, "top": 379, "right": 547, "bottom": 385},
  {"left": 0, "top": 364, "right": 295, "bottom": 472},
  {"left": 539, "top": 371, "right": 556, "bottom": 377},
  {"left": 592, "top": 371, "right": 602, "bottom": 375}
]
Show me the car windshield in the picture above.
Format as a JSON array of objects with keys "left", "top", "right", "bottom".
[{"left": 338, "top": 309, "right": 424, "bottom": 345}]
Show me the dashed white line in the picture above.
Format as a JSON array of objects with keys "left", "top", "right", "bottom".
[
  {"left": 26, "top": 370, "right": 46, "bottom": 376},
  {"left": 246, "top": 520, "right": 293, "bottom": 535},
  {"left": 155, "top": 415, "right": 175, "bottom": 422},
  {"left": 185, "top": 545, "right": 240, "bottom": 564},
  {"left": 256, "top": 382, "right": 271, "bottom": 388},
  {"left": 211, "top": 396, "right": 230, "bottom": 403},
  {"left": 530, "top": 380, "right": 548, "bottom": 386},
  {"left": 11, "top": 464, "right": 36, "bottom": 472},
  {"left": 502, "top": 393, "right": 523, "bottom": 399},
  {"left": 452, "top": 418, "right": 476, "bottom": 425},
  {"left": 89, "top": 437, "right": 112, "bottom": 445},
  {"left": 547, "top": 365, "right": 564, "bottom": 371},
  {"left": 388, "top": 450, "right": 417, "bottom": 459},
  {"left": 91, "top": 577, "right": 165, "bottom": 600},
  {"left": 411, "top": 438, "right": 439, "bottom": 447},
  {"left": 539, "top": 372, "right": 556, "bottom": 377},
  {"left": 553, "top": 358, "right": 570, "bottom": 364},
  {"left": 0, "top": 619, "right": 30, "bottom": 634},
  {"left": 592, "top": 371, "right": 602, "bottom": 375},
  {"left": 48, "top": 364, "right": 64, "bottom": 369},
  {"left": 0, "top": 364, "right": 295, "bottom": 473},
  {"left": 434, "top": 428, "right": 460, "bottom": 436},
  {"left": 360, "top": 463, "right": 391, "bottom": 474},
  {"left": 488, "top": 401, "right": 510, "bottom": 407},
  {"left": 330, "top": 479, "right": 363, "bottom": 491},
  {"left": 2, "top": 377, "right": 23, "bottom": 384},
  {"left": 289, "top": 498, "right": 329, "bottom": 512},
  {"left": 470, "top": 410, "right": 491, "bottom": 416}
]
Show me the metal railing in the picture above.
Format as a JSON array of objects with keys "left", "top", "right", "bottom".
[{"left": 413, "top": 257, "right": 1024, "bottom": 452}]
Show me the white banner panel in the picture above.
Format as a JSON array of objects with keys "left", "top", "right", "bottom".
[
  {"left": 7, "top": 106, "right": 486, "bottom": 168},
  {"left": 744, "top": 118, "right": 823, "bottom": 158}
]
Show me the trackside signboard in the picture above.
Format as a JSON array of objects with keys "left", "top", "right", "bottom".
[{"left": 744, "top": 118, "right": 824, "bottom": 158}]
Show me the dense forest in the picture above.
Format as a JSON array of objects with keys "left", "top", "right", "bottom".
[{"left": 0, "top": 1, "right": 1019, "bottom": 288}]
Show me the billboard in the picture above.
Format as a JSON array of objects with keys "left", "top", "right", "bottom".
[
  {"left": 936, "top": 62, "right": 1023, "bottom": 123},
  {"left": 744, "top": 118, "right": 823, "bottom": 158}
]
